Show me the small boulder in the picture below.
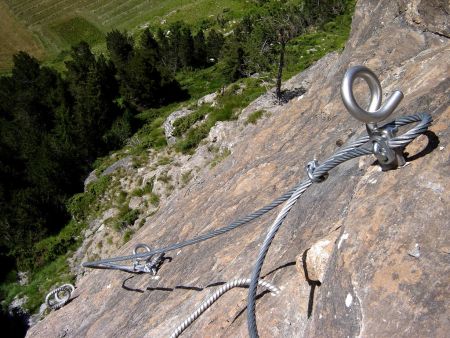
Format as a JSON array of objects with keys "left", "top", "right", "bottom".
[{"left": 297, "top": 231, "right": 339, "bottom": 283}]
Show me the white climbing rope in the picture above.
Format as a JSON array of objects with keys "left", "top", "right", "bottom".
[{"left": 170, "top": 278, "right": 280, "bottom": 338}]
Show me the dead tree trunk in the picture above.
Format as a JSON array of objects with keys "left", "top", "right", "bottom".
[{"left": 276, "top": 41, "right": 286, "bottom": 102}]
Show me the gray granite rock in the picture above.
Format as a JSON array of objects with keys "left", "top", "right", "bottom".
[{"left": 27, "top": 1, "right": 449, "bottom": 337}]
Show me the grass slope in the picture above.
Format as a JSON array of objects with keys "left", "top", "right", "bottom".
[
  {"left": 0, "top": 1, "right": 45, "bottom": 73},
  {"left": 49, "top": 17, "right": 105, "bottom": 48},
  {"left": 0, "top": 0, "right": 257, "bottom": 70}
]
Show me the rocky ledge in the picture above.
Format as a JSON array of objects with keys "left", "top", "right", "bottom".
[{"left": 28, "top": 0, "right": 449, "bottom": 337}]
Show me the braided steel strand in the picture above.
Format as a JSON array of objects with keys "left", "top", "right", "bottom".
[
  {"left": 247, "top": 113, "right": 432, "bottom": 338},
  {"left": 82, "top": 189, "right": 296, "bottom": 269},
  {"left": 246, "top": 183, "right": 319, "bottom": 334},
  {"left": 389, "top": 113, "right": 428, "bottom": 127},
  {"left": 170, "top": 278, "right": 279, "bottom": 338},
  {"left": 82, "top": 136, "right": 372, "bottom": 270},
  {"left": 247, "top": 146, "right": 376, "bottom": 338},
  {"left": 387, "top": 113, "right": 432, "bottom": 148}
]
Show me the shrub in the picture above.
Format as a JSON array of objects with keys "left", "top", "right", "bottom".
[
  {"left": 132, "top": 177, "right": 155, "bottom": 197},
  {"left": 245, "top": 110, "right": 265, "bottom": 125},
  {"left": 175, "top": 78, "right": 265, "bottom": 153},
  {"left": 172, "top": 108, "right": 208, "bottom": 136},
  {"left": 67, "top": 176, "right": 112, "bottom": 221},
  {"left": 32, "top": 220, "right": 86, "bottom": 269},
  {"left": 113, "top": 207, "right": 139, "bottom": 230},
  {"left": 210, "top": 148, "right": 231, "bottom": 168},
  {"left": 181, "top": 170, "right": 193, "bottom": 186},
  {"left": 157, "top": 156, "right": 172, "bottom": 165},
  {"left": 149, "top": 193, "right": 160, "bottom": 206},
  {"left": 123, "top": 229, "right": 134, "bottom": 243},
  {"left": 157, "top": 172, "right": 172, "bottom": 184}
]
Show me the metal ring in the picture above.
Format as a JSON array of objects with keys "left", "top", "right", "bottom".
[
  {"left": 133, "top": 243, "right": 151, "bottom": 255},
  {"left": 54, "top": 284, "right": 75, "bottom": 302},
  {"left": 340, "top": 65, "right": 404, "bottom": 124},
  {"left": 45, "top": 284, "right": 75, "bottom": 310}
]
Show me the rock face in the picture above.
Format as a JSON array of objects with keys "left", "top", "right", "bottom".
[
  {"left": 163, "top": 108, "right": 193, "bottom": 145},
  {"left": 27, "top": 1, "right": 449, "bottom": 337}
]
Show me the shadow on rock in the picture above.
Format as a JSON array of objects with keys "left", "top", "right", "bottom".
[{"left": 121, "top": 275, "right": 227, "bottom": 294}]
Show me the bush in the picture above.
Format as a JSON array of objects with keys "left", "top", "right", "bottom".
[
  {"left": 157, "top": 156, "right": 172, "bottom": 165},
  {"left": 172, "top": 108, "right": 208, "bottom": 136},
  {"left": 67, "top": 175, "right": 112, "bottom": 221},
  {"left": 157, "top": 172, "right": 172, "bottom": 184},
  {"left": 175, "top": 78, "right": 265, "bottom": 153},
  {"left": 102, "top": 111, "right": 133, "bottom": 148},
  {"left": 149, "top": 193, "right": 160, "bottom": 206},
  {"left": 175, "top": 122, "right": 212, "bottom": 153},
  {"left": 113, "top": 207, "right": 139, "bottom": 230},
  {"left": 5, "top": 255, "right": 74, "bottom": 313},
  {"left": 132, "top": 178, "right": 154, "bottom": 197},
  {"left": 32, "top": 220, "right": 86, "bottom": 268},
  {"left": 181, "top": 170, "right": 192, "bottom": 186},
  {"left": 245, "top": 110, "right": 265, "bottom": 125},
  {"left": 123, "top": 229, "right": 134, "bottom": 243},
  {"left": 210, "top": 148, "right": 231, "bottom": 168}
]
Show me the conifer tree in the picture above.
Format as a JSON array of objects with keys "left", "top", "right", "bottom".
[
  {"left": 193, "top": 30, "right": 207, "bottom": 68},
  {"left": 124, "top": 49, "right": 163, "bottom": 107},
  {"left": 66, "top": 42, "right": 122, "bottom": 158},
  {"left": 179, "top": 25, "right": 194, "bottom": 68},
  {"left": 140, "top": 28, "right": 161, "bottom": 62},
  {"left": 156, "top": 27, "right": 170, "bottom": 68},
  {"left": 106, "top": 30, "right": 134, "bottom": 67},
  {"left": 206, "top": 29, "right": 225, "bottom": 62}
]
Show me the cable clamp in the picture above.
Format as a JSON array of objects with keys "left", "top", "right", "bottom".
[
  {"left": 306, "top": 160, "right": 328, "bottom": 183},
  {"left": 132, "top": 244, "right": 166, "bottom": 275},
  {"left": 367, "top": 123, "right": 406, "bottom": 170},
  {"left": 341, "top": 65, "right": 406, "bottom": 171}
]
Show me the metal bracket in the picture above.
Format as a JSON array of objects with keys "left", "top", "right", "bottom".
[
  {"left": 133, "top": 243, "right": 165, "bottom": 275},
  {"left": 341, "top": 65, "right": 406, "bottom": 170},
  {"left": 367, "top": 124, "right": 406, "bottom": 170}
]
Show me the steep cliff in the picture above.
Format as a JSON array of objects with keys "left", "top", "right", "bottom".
[{"left": 28, "top": 0, "right": 449, "bottom": 337}]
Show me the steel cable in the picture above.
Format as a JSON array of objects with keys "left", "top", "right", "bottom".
[
  {"left": 170, "top": 278, "right": 280, "bottom": 338},
  {"left": 82, "top": 136, "right": 371, "bottom": 271},
  {"left": 246, "top": 113, "right": 432, "bottom": 338},
  {"left": 81, "top": 113, "right": 431, "bottom": 338}
]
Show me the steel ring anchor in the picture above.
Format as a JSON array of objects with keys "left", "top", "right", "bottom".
[
  {"left": 132, "top": 243, "right": 166, "bottom": 275},
  {"left": 133, "top": 243, "right": 152, "bottom": 272},
  {"left": 340, "top": 65, "right": 406, "bottom": 170},
  {"left": 54, "top": 284, "right": 75, "bottom": 302}
]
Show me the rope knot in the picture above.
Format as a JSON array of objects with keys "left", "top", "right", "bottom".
[{"left": 306, "top": 160, "right": 328, "bottom": 183}]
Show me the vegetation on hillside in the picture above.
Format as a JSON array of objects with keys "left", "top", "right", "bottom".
[{"left": 0, "top": 0, "right": 356, "bottom": 324}]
